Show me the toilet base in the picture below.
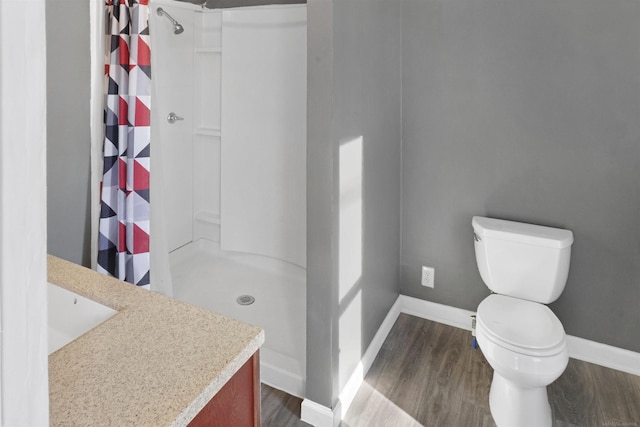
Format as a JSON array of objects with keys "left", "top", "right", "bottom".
[{"left": 489, "top": 372, "right": 552, "bottom": 427}]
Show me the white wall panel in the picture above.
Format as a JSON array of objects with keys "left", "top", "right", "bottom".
[
  {"left": 149, "top": 1, "right": 195, "bottom": 252},
  {"left": 0, "top": 0, "right": 49, "bottom": 423},
  {"left": 220, "top": 5, "right": 307, "bottom": 267}
]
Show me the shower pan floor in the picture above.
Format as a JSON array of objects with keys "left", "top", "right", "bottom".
[{"left": 169, "top": 239, "right": 306, "bottom": 398}]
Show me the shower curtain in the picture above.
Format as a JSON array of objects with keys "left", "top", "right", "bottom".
[{"left": 97, "top": 0, "right": 152, "bottom": 287}]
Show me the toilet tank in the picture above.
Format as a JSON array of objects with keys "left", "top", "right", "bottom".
[{"left": 472, "top": 216, "right": 573, "bottom": 304}]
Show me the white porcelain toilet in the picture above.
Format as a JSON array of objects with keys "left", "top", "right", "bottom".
[{"left": 472, "top": 216, "right": 573, "bottom": 427}]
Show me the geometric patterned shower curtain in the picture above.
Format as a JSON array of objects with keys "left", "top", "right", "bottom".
[{"left": 97, "top": 0, "right": 152, "bottom": 287}]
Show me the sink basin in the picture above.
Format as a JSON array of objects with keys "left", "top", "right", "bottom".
[{"left": 48, "top": 282, "right": 117, "bottom": 355}]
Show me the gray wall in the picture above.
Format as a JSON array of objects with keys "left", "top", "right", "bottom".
[
  {"left": 306, "top": 0, "right": 402, "bottom": 408},
  {"left": 401, "top": 0, "right": 640, "bottom": 352},
  {"left": 46, "top": 0, "right": 92, "bottom": 267},
  {"left": 306, "top": 0, "right": 338, "bottom": 408}
]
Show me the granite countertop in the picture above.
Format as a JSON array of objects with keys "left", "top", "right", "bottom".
[{"left": 48, "top": 255, "right": 264, "bottom": 427}]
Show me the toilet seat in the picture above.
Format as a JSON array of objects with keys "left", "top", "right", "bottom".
[{"left": 477, "top": 294, "right": 566, "bottom": 357}]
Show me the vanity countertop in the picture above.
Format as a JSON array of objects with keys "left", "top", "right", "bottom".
[{"left": 47, "top": 255, "right": 264, "bottom": 427}]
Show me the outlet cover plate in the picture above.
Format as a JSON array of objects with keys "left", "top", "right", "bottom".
[{"left": 421, "top": 266, "right": 435, "bottom": 288}]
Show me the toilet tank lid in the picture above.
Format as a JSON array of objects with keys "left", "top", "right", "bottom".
[{"left": 472, "top": 216, "right": 573, "bottom": 248}]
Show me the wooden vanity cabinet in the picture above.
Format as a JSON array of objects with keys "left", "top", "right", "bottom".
[{"left": 188, "top": 352, "right": 260, "bottom": 427}]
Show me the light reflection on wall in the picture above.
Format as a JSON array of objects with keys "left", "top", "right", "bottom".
[
  {"left": 338, "top": 136, "right": 363, "bottom": 389},
  {"left": 339, "top": 136, "right": 363, "bottom": 300}
]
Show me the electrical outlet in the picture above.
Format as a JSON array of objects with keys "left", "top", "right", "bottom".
[{"left": 421, "top": 266, "right": 435, "bottom": 288}]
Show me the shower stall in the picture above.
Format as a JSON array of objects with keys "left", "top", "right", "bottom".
[{"left": 147, "top": 0, "right": 307, "bottom": 397}]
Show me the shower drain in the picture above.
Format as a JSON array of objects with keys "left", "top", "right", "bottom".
[{"left": 236, "top": 295, "right": 256, "bottom": 306}]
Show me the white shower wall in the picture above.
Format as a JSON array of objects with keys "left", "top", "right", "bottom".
[
  {"left": 220, "top": 6, "right": 307, "bottom": 268},
  {"left": 151, "top": 1, "right": 306, "bottom": 264}
]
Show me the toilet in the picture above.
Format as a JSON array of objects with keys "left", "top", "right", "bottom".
[{"left": 472, "top": 216, "right": 573, "bottom": 427}]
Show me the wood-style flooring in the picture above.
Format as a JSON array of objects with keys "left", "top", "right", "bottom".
[
  {"left": 261, "top": 313, "right": 640, "bottom": 427},
  {"left": 261, "top": 384, "right": 311, "bottom": 426}
]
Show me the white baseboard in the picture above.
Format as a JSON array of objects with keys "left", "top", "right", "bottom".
[
  {"left": 301, "top": 398, "right": 341, "bottom": 427},
  {"left": 400, "top": 295, "right": 476, "bottom": 331},
  {"left": 301, "top": 294, "right": 640, "bottom": 426},
  {"left": 337, "top": 297, "right": 403, "bottom": 419},
  {"left": 301, "top": 297, "right": 403, "bottom": 427},
  {"left": 566, "top": 335, "right": 640, "bottom": 376},
  {"left": 400, "top": 294, "right": 640, "bottom": 377},
  {"left": 302, "top": 295, "right": 479, "bottom": 427}
]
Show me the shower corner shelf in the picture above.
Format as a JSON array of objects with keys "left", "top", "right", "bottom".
[
  {"left": 195, "top": 47, "right": 222, "bottom": 54},
  {"left": 196, "top": 211, "right": 221, "bottom": 225},
  {"left": 195, "top": 127, "right": 221, "bottom": 137}
]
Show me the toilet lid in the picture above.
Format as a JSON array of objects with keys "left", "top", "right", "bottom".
[{"left": 477, "top": 294, "right": 566, "bottom": 357}]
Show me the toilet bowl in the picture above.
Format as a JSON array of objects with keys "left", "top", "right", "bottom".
[
  {"left": 476, "top": 294, "right": 569, "bottom": 427},
  {"left": 472, "top": 216, "right": 573, "bottom": 427}
]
